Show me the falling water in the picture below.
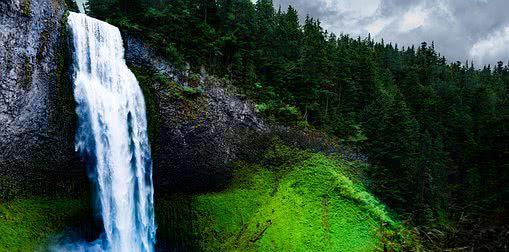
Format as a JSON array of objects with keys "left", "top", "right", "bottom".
[{"left": 67, "top": 12, "right": 156, "bottom": 252}]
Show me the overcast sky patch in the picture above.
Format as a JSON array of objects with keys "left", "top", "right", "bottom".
[
  {"left": 274, "top": 0, "right": 509, "bottom": 66},
  {"left": 470, "top": 26, "right": 509, "bottom": 66}
]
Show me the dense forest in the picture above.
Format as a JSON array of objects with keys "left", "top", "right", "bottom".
[{"left": 86, "top": 0, "right": 508, "bottom": 249}]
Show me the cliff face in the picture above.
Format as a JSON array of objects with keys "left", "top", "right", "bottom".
[
  {"left": 124, "top": 35, "right": 269, "bottom": 192},
  {"left": 0, "top": 0, "right": 83, "bottom": 199},
  {"left": 0, "top": 0, "right": 269, "bottom": 198},
  {"left": 0, "top": 4, "right": 356, "bottom": 197}
]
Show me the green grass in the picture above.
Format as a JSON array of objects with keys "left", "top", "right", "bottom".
[
  {"left": 0, "top": 145, "right": 417, "bottom": 251},
  {"left": 0, "top": 198, "right": 87, "bottom": 252},
  {"left": 158, "top": 145, "right": 417, "bottom": 251}
]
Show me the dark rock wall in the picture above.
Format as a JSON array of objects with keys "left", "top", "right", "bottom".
[
  {"left": 153, "top": 86, "right": 268, "bottom": 192},
  {"left": 0, "top": 0, "right": 84, "bottom": 200},
  {"left": 124, "top": 35, "right": 269, "bottom": 192}
]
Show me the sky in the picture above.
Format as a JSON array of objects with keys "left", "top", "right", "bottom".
[{"left": 273, "top": 0, "right": 509, "bottom": 66}]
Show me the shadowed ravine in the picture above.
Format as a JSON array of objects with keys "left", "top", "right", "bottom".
[{"left": 55, "top": 12, "right": 156, "bottom": 252}]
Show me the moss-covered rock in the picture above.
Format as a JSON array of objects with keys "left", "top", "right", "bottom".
[
  {"left": 156, "top": 145, "right": 419, "bottom": 251},
  {"left": 22, "top": 0, "right": 31, "bottom": 16},
  {"left": 0, "top": 198, "right": 87, "bottom": 251}
]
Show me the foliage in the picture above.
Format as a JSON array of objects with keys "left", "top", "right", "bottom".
[{"left": 22, "top": 0, "right": 30, "bottom": 16}]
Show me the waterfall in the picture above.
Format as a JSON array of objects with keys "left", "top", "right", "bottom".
[{"left": 67, "top": 12, "right": 156, "bottom": 252}]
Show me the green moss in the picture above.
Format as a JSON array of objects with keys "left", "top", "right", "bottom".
[
  {"left": 52, "top": 11, "right": 78, "bottom": 144},
  {"left": 130, "top": 67, "right": 163, "bottom": 145},
  {"left": 22, "top": 0, "right": 31, "bottom": 16},
  {"left": 36, "top": 29, "right": 50, "bottom": 64},
  {"left": 0, "top": 198, "right": 87, "bottom": 251},
  {"left": 192, "top": 157, "right": 381, "bottom": 251},
  {"left": 182, "top": 86, "right": 204, "bottom": 96},
  {"left": 0, "top": 176, "right": 20, "bottom": 202},
  {"left": 131, "top": 67, "right": 208, "bottom": 127},
  {"left": 22, "top": 56, "right": 32, "bottom": 90},
  {"left": 157, "top": 145, "right": 418, "bottom": 251},
  {"left": 155, "top": 195, "right": 197, "bottom": 250}
]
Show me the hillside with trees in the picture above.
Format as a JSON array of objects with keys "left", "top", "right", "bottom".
[
  {"left": 84, "top": 0, "right": 509, "bottom": 249},
  {"left": 0, "top": 0, "right": 494, "bottom": 250}
]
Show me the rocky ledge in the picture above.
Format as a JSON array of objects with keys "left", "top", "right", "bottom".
[{"left": 124, "top": 35, "right": 269, "bottom": 191}]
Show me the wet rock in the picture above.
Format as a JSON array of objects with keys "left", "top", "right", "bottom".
[
  {"left": 124, "top": 35, "right": 268, "bottom": 192},
  {"left": 0, "top": 0, "right": 84, "bottom": 199}
]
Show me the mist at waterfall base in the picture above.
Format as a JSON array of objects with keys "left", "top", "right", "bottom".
[{"left": 52, "top": 12, "right": 156, "bottom": 252}]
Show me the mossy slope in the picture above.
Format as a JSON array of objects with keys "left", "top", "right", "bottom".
[
  {"left": 159, "top": 145, "right": 414, "bottom": 251},
  {"left": 0, "top": 198, "right": 86, "bottom": 252},
  {"left": 0, "top": 148, "right": 413, "bottom": 251}
]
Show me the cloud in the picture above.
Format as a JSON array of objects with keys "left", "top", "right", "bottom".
[
  {"left": 399, "top": 6, "right": 428, "bottom": 32},
  {"left": 274, "top": 0, "right": 509, "bottom": 66},
  {"left": 274, "top": 0, "right": 383, "bottom": 35},
  {"left": 469, "top": 26, "right": 509, "bottom": 65},
  {"left": 367, "top": 17, "right": 395, "bottom": 35}
]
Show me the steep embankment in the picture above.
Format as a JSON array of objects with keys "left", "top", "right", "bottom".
[
  {"left": 155, "top": 144, "right": 415, "bottom": 251},
  {"left": 0, "top": 147, "right": 415, "bottom": 251}
]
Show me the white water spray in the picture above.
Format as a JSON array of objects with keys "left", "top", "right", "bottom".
[{"left": 67, "top": 12, "right": 156, "bottom": 252}]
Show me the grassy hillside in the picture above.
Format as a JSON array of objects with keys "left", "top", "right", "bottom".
[
  {"left": 0, "top": 145, "right": 417, "bottom": 251},
  {"left": 156, "top": 144, "right": 418, "bottom": 251},
  {"left": 0, "top": 198, "right": 87, "bottom": 251}
]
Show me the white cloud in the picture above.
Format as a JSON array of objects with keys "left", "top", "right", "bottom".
[
  {"left": 399, "top": 6, "right": 429, "bottom": 32},
  {"left": 469, "top": 26, "right": 509, "bottom": 65},
  {"left": 312, "top": 0, "right": 382, "bottom": 35},
  {"left": 325, "top": 0, "right": 381, "bottom": 18},
  {"left": 367, "top": 17, "right": 395, "bottom": 35}
]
